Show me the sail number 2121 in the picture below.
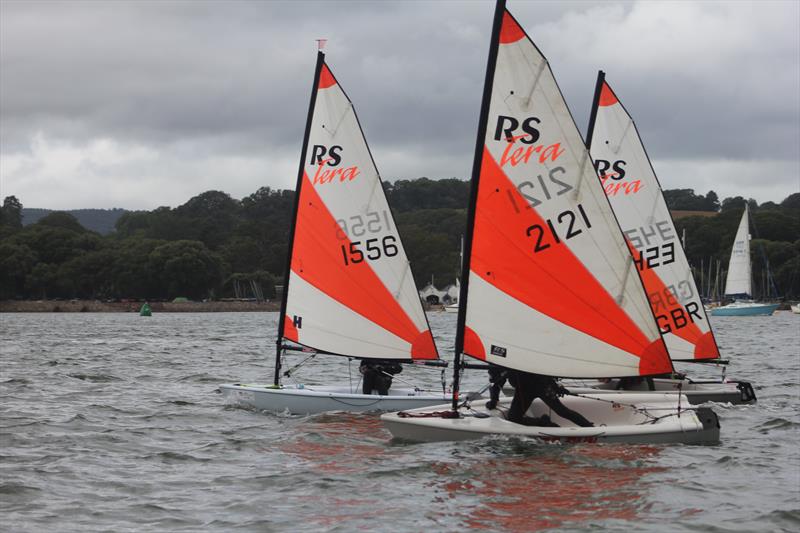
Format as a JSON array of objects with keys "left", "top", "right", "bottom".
[{"left": 526, "top": 204, "right": 592, "bottom": 253}]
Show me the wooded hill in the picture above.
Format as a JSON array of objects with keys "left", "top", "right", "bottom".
[
  {"left": 1, "top": 181, "right": 798, "bottom": 301},
  {"left": 22, "top": 208, "right": 130, "bottom": 235}
]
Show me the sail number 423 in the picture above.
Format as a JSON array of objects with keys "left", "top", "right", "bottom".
[
  {"left": 632, "top": 243, "right": 675, "bottom": 270},
  {"left": 624, "top": 221, "right": 676, "bottom": 271},
  {"left": 341, "top": 236, "right": 399, "bottom": 265}
]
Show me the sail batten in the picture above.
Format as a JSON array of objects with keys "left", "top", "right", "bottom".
[
  {"left": 456, "top": 3, "right": 672, "bottom": 379},
  {"left": 587, "top": 73, "right": 721, "bottom": 361},
  {"left": 280, "top": 54, "right": 438, "bottom": 362}
]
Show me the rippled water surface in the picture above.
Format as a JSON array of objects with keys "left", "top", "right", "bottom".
[{"left": 2, "top": 311, "right": 799, "bottom": 532}]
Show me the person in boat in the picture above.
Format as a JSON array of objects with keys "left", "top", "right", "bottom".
[
  {"left": 486, "top": 363, "right": 508, "bottom": 410},
  {"left": 613, "top": 371, "right": 686, "bottom": 391},
  {"left": 506, "top": 370, "right": 594, "bottom": 427},
  {"left": 615, "top": 376, "right": 647, "bottom": 390},
  {"left": 359, "top": 359, "right": 403, "bottom": 396}
]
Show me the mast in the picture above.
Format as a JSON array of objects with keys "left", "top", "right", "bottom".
[
  {"left": 458, "top": 234, "right": 464, "bottom": 277},
  {"left": 585, "top": 70, "right": 605, "bottom": 148},
  {"left": 452, "top": 0, "right": 506, "bottom": 411},
  {"left": 275, "top": 51, "right": 325, "bottom": 386},
  {"left": 700, "top": 258, "right": 705, "bottom": 299}
]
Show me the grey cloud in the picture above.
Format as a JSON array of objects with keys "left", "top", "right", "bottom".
[{"left": 1, "top": 0, "right": 797, "bottom": 209}]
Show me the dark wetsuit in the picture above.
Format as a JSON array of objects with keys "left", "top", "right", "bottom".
[
  {"left": 615, "top": 376, "right": 657, "bottom": 391},
  {"left": 506, "top": 370, "right": 593, "bottom": 427},
  {"left": 360, "top": 360, "right": 402, "bottom": 395},
  {"left": 486, "top": 364, "right": 508, "bottom": 410}
]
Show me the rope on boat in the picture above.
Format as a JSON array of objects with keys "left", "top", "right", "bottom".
[
  {"left": 564, "top": 390, "right": 698, "bottom": 424},
  {"left": 368, "top": 358, "right": 448, "bottom": 394},
  {"left": 395, "top": 381, "right": 493, "bottom": 419},
  {"left": 285, "top": 356, "right": 447, "bottom": 396},
  {"left": 376, "top": 369, "right": 423, "bottom": 392},
  {"left": 282, "top": 352, "right": 317, "bottom": 379},
  {"left": 348, "top": 357, "right": 353, "bottom": 390}
]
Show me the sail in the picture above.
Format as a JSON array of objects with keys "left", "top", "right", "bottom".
[
  {"left": 456, "top": 3, "right": 672, "bottom": 378},
  {"left": 724, "top": 206, "right": 751, "bottom": 297},
  {"left": 586, "top": 74, "right": 720, "bottom": 361},
  {"left": 279, "top": 53, "right": 438, "bottom": 361}
]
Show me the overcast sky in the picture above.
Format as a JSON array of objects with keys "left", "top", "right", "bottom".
[{"left": 1, "top": 0, "right": 798, "bottom": 210}]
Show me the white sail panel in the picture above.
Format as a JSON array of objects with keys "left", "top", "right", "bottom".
[
  {"left": 588, "top": 77, "right": 720, "bottom": 361},
  {"left": 466, "top": 276, "right": 647, "bottom": 377},
  {"left": 462, "top": 10, "right": 672, "bottom": 377},
  {"left": 724, "top": 207, "right": 751, "bottom": 297},
  {"left": 283, "top": 60, "right": 437, "bottom": 361},
  {"left": 284, "top": 273, "right": 415, "bottom": 359}
]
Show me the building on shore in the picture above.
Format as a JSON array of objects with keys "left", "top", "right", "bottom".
[{"left": 419, "top": 281, "right": 459, "bottom": 306}]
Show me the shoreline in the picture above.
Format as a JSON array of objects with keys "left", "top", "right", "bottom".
[{"left": 0, "top": 300, "right": 281, "bottom": 313}]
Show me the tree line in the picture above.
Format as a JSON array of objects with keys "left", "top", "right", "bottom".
[{"left": 1, "top": 180, "right": 798, "bottom": 301}]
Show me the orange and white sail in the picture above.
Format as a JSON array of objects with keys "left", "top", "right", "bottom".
[
  {"left": 279, "top": 53, "right": 438, "bottom": 361},
  {"left": 586, "top": 73, "right": 720, "bottom": 361},
  {"left": 456, "top": 3, "right": 672, "bottom": 378}
]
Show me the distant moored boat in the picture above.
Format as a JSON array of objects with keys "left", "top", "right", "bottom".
[{"left": 711, "top": 205, "right": 779, "bottom": 317}]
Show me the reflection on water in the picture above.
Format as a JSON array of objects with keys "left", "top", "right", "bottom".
[
  {"left": 280, "top": 413, "right": 389, "bottom": 475},
  {"left": 439, "top": 443, "right": 664, "bottom": 531},
  {"left": 279, "top": 411, "right": 669, "bottom": 532}
]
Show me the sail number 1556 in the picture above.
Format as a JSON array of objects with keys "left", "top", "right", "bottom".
[{"left": 341, "top": 236, "right": 399, "bottom": 266}]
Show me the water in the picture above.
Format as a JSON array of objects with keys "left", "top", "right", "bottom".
[{"left": 1, "top": 311, "right": 798, "bottom": 532}]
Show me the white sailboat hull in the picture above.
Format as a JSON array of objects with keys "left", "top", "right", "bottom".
[
  {"left": 443, "top": 304, "right": 459, "bottom": 313},
  {"left": 710, "top": 301, "right": 779, "bottom": 316},
  {"left": 381, "top": 394, "right": 720, "bottom": 445},
  {"left": 563, "top": 377, "right": 756, "bottom": 405},
  {"left": 219, "top": 383, "right": 458, "bottom": 415}
]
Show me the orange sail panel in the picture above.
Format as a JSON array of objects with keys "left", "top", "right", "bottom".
[{"left": 291, "top": 172, "right": 436, "bottom": 359}]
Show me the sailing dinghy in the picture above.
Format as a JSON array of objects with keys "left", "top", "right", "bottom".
[
  {"left": 220, "top": 52, "right": 458, "bottom": 414},
  {"left": 382, "top": 0, "right": 720, "bottom": 444},
  {"left": 574, "top": 72, "right": 756, "bottom": 404},
  {"left": 711, "top": 205, "right": 779, "bottom": 316}
]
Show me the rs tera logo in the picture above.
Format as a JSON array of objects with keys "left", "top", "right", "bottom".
[
  {"left": 493, "top": 115, "right": 565, "bottom": 167},
  {"left": 594, "top": 158, "right": 643, "bottom": 196},
  {"left": 309, "top": 144, "right": 360, "bottom": 185}
]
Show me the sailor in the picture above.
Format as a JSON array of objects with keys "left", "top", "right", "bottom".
[
  {"left": 615, "top": 376, "right": 648, "bottom": 390},
  {"left": 506, "top": 370, "right": 594, "bottom": 427},
  {"left": 485, "top": 363, "right": 508, "bottom": 410},
  {"left": 359, "top": 359, "right": 402, "bottom": 395}
]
